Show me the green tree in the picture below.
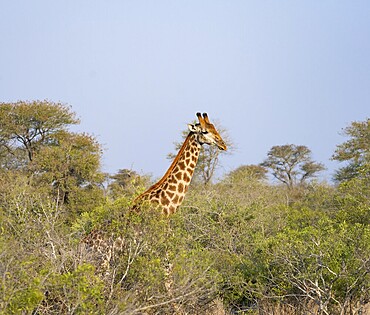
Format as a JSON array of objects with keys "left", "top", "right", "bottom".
[
  {"left": 108, "top": 169, "right": 151, "bottom": 199},
  {"left": 332, "top": 118, "right": 370, "bottom": 182},
  {"left": 29, "top": 131, "right": 105, "bottom": 214},
  {"left": 261, "top": 144, "right": 325, "bottom": 189},
  {"left": 0, "top": 100, "right": 104, "bottom": 217},
  {"left": 225, "top": 164, "right": 268, "bottom": 183},
  {"left": 0, "top": 100, "right": 79, "bottom": 166}
]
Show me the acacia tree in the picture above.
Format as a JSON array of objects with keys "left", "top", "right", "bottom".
[
  {"left": 332, "top": 118, "right": 370, "bottom": 182},
  {"left": 261, "top": 144, "right": 325, "bottom": 189},
  {"left": 0, "top": 100, "right": 104, "bottom": 216},
  {"left": 0, "top": 100, "right": 79, "bottom": 167}
]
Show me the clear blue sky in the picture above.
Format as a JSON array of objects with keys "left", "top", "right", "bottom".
[{"left": 1, "top": 1, "right": 369, "bottom": 182}]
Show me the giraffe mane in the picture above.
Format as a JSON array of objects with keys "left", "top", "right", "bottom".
[{"left": 134, "top": 132, "right": 195, "bottom": 199}]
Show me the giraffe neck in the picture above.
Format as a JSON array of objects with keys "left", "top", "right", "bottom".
[{"left": 134, "top": 132, "right": 201, "bottom": 215}]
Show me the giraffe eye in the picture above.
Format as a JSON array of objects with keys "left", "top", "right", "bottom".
[{"left": 201, "top": 130, "right": 208, "bottom": 134}]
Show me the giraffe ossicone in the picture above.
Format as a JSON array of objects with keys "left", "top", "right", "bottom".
[{"left": 133, "top": 112, "right": 227, "bottom": 215}]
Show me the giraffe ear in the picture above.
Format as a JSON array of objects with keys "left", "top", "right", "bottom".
[{"left": 188, "top": 124, "right": 198, "bottom": 132}]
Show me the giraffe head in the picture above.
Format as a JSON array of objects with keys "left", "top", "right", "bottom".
[{"left": 188, "top": 112, "right": 227, "bottom": 151}]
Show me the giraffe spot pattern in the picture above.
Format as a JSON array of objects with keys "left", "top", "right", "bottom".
[
  {"left": 160, "top": 191, "right": 169, "bottom": 205},
  {"left": 169, "top": 205, "right": 176, "bottom": 214},
  {"left": 161, "top": 197, "right": 170, "bottom": 206},
  {"left": 168, "top": 175, "right": 177, "bottom": 184},
  {"left": 178, "top": 182, "right": 184, "bottom": 193},
  {"left": 183, "top": 173, "right": 191, "bottom": 182},
  {"left": 175, "top": 172, "right": 182, "bottom": 180},
  {"left": 132, "top": 132, "right": 203, "bottom": 215},
  {"left": 173, "top": 195, "right": 179, "bottom": 204}
]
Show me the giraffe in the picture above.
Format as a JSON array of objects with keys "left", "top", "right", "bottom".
[
  {"left": 81, "top": 112, "right": 226, "bottom": 275},
  {"left": 132, "top": 112, "right": 227, "bottom": 215}
]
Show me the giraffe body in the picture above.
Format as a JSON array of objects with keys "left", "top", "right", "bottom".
[
  {"left": 81, "top": 113, "right": 226, "bottom": 273},
  {"left": 81, "top": 229, "right": 125, "bottom": 272}
]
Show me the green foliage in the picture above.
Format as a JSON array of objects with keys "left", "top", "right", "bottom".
[
  {"left": 0, "top": 241, "right": 44, "bottom": 315},
  {"left": 332, "top": 118, "right": 370, "bottom": 182},
  {"left": 261, "top": 215, "right": 370, "bottom": 313},
  {"left": 1, "top": 103, "right": 368, "bottom": 314},
  {"left": 335, "top": 169, "right": 370, "bottom": 225},
  {"left": 0, "top": 100, "right": 104, "bottom": 220},
  {"left": 108, "top": 168, "right": 152, "bottom": 200},
  {"left": 30, "top": 131, "right": 105, "bottom": 216},
  {"left": 0, "top": 100, "right": 79, "bottom": 165},
  {"left": 43, "top": 264, "right": 104, "bottom": 314},
  {"left": 225, "top": 164, "right": 268, "bottom": 183}
]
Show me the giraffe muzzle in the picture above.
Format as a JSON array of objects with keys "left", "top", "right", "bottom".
[{"left": 217, "top": 141, "right": 227, "bottom": 151}]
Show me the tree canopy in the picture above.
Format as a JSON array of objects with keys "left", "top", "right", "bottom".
[
  {"left": 0, "top": 100, "right": 79, "bottom": 166},
  {"left": 261, "top": 144, "right": 325, "bottom": 189},
  {"left": 332, "top": 118, "right": 370, "bottom": 182}
]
